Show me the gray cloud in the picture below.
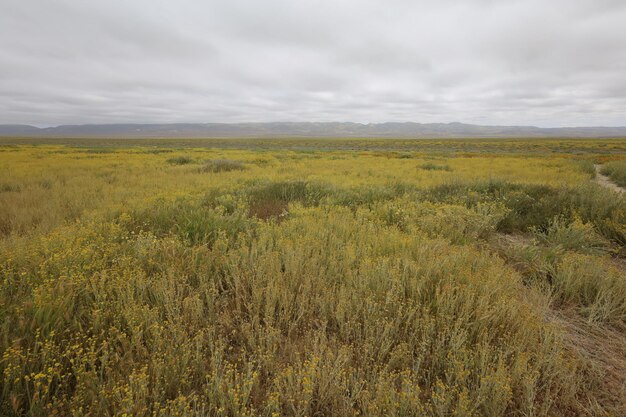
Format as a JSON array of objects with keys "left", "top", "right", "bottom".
[{"left": 1, "top": 0, "right": 625, "bottom": 127}]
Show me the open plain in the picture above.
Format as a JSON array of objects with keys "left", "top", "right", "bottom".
[{"left": 1, "top": 137, "right": 625, "bottom": 416}]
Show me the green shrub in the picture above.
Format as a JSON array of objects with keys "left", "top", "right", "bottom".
[
  {"left": 372, "top": 200, "right": 509, "bottom": 244},
  {"left": 532, "top": 216, "right": 610, "bottom": 254},
  {"left": 552, "top": 253, "right": 626, "bottom": 323},
  {"left": 81, "top": 148, "right": 115, "bottom": 154},
  {"left": 573, "top": 159, "right": 596, "bottom": 178},
  {"left": 600, "top": 160, "right": 626, "bottom": 187},
  {"left": 493, "top": 235, "right": 558, "bottom": 286},
  {"left": 248, "top": 180, "right": 332, "bottom": 207},
  {"left": 143, "top": 148, "right": 173, "bottom": 154},
  {"left": 0, "top": 183, "right": 21, "bottom": 193},
  {"left": 199, "top": 159, "right": 245, "bottom": 173},
  {"left": 242, "top": 180, "right": 332, "bottom": 221},
  {"left": 424, "top": 180, "right": 626, "bottom": 245},
  {"left": 166, "top": 156, "right": 194, "bottom": 165},
  {"left": 418, "top": 162, "right": 451, "bottom": 171},
  {"left": 129, "top": 198, "right": 253, "bottom": 246},
  {"left": 331, "top": 183, "right": 414, "bottom": 209}
]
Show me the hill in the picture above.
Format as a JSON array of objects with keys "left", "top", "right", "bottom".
[{"left": 2, "top": 122, "right": 626, "bottom": 138}]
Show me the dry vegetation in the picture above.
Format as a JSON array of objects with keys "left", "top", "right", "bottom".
[
  {"left": 0, "top": 138, "right": 625, "bottom": 416},
  {"left": 601, "top": 160, "right": 626, "bottom": 188}
]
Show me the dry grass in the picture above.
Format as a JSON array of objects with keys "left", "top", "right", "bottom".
[
  {"left": 548, "top": 309, "right": 626, "bottom": 415},
  {"left": 1, "top": 139, "right": 625, "bottom": 416},
  {"left": 600, "top": 160, "right": 626, "bottom": 188}
]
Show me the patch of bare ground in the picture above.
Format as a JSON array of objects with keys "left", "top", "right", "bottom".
[{"left": 594, "top": 165, "right": 626, "bottom": 194}]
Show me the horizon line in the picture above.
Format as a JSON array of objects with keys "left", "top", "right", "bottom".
[{"left": 4, "top": 121, "right": 626, "bottom": 129}]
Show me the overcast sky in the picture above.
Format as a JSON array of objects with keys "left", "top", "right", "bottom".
[{"left": 1, "top": 0, "right": 625, "bottom": 127}]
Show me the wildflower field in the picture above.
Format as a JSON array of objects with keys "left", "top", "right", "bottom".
[{"left": 1, "top": 138, "right": 625, "bottom": 416}]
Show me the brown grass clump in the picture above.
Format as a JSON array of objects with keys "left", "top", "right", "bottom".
[{"left": 248, "top": 198, "right": 289, "bottom": 220}]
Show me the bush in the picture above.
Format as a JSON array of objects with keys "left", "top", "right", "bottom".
[
  {"left": 129, "top": 198, "right": 253, "bottom": 246},
  {"left": 81, "top": 148, "right": 115, "bottom": 154},
  {"left": 0, "top": 183, "right": 21, "bottom": 193},
  {"left": 573, "top": 159, "right": 596, "bottom": 178},
  {"left": 494, "top": 230, "right": 625, "bottom": 323},
  {"left": 552, "top": 253, "right": 626, "bottom": 323},
  {"left": 166, "top": 156, "right": 194, "bottom": 165},
  {"left": 601, "top": 160, "right": 626, "bottom": 187},
  {"left": 331, "top": 183, "right": 414, "bottom": 209},
  {"left": 372, "top": 200, "right": 508, "bottom": 244},
  {"left": 199, "top": 159, "right": 245, "bottom": 173},
  {"left": 418, "top": 162, "right": 451, "bottom": 171},
  {"left": 532, "top": 216, "right": 610, "bottom": 254},
  {"left": 424, "top": 180, "right": 626, "bottom": 245}
]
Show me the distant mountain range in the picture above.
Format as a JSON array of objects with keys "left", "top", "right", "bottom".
[{"left": 1, "top": 122, "right": 626, "bottom": 138}]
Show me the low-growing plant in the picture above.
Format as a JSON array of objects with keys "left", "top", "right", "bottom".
[
  {"left": 532, "top": 216, "right": 610, "bottom": 254},
  {"left": 573, "top": 159, "right": 596, "bottom": 178},
  {"left": 601, "top": 159, "right": 626, "bottom": 187},
  {"left": 418, "top": 162, "right": 451, "bottom": 171},
  {"left": 199, "top": 159, "right": 245, "bottom": 173},
  {"left": 330, "top": 183, "right": 414, "bottom": 209},
  {"left": 372, "top": 200, "right": 508, "bottom": 244},
  {"left": 493, "top": 235, "right": 557, "bottom": 286},
  {"left": 551, "top": 253, "right": 626, "bottom": 323},
  {"left": 128, "top": 198, "right": 253, "bottom": 246},
  {"left": 166, "top": 155, "right": 194, "bottom": 165},
  {"left": 424, "top": 180, "right": 626, "bottom": 244},
  {"left": 0, "top": 183, "right": 20, "bottom": 193},
  {"left": 81, "top": 148, "right": 115, "bottom": 154},
  {"left": 143, "top": 148, "right": 173, "bottom": 154}
]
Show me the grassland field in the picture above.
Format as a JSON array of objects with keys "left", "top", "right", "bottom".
[{"left": 1, "top": 137, "right": 626, "bottom": 416}]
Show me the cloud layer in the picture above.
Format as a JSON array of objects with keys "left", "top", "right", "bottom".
[{"left": 1, "top": 0, "right": 625, "bottom": 127}]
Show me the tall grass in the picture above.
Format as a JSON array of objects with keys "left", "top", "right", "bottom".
[
  {"left": 601, "top": 160, "right": 626, "bottom": 187},
  {"left": 424, "top": 180, "right": 626, "bottom": 245},
  {"left": 0, "top": 205, "right": 595, "bottom": 416},
  {"left": 552, "top": 253, "right": 626, "bottom": 323},
  {"left": 1, "top": 141, "right": 625, "bottom": 415}
]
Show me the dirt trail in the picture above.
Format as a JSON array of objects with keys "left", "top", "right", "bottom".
[{"left": 594, "top": 164, "right": 626, "bottom": 194}]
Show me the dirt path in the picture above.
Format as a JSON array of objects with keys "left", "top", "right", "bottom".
[{"left": 594, "top": 164, "right": 626, "bottom": 194}]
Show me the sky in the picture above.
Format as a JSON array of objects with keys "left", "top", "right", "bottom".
[{"left": 1, "top": 0, "right": 625, "bottom": 127}]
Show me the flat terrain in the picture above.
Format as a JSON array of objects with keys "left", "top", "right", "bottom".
[{"left": 1, "top": 138, "right": 625, "bottom": 416}]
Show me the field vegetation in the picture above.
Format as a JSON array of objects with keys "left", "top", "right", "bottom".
[
  {"left": 601, "top": 160, "right": 626, "bottom": 187},
  {"left": 1, "top": 138, "right": 625, "bottom": 416}
]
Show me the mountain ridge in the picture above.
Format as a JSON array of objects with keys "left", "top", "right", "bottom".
[{"left": 1, "top": 122, "right": 626, "bottom": 138}]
